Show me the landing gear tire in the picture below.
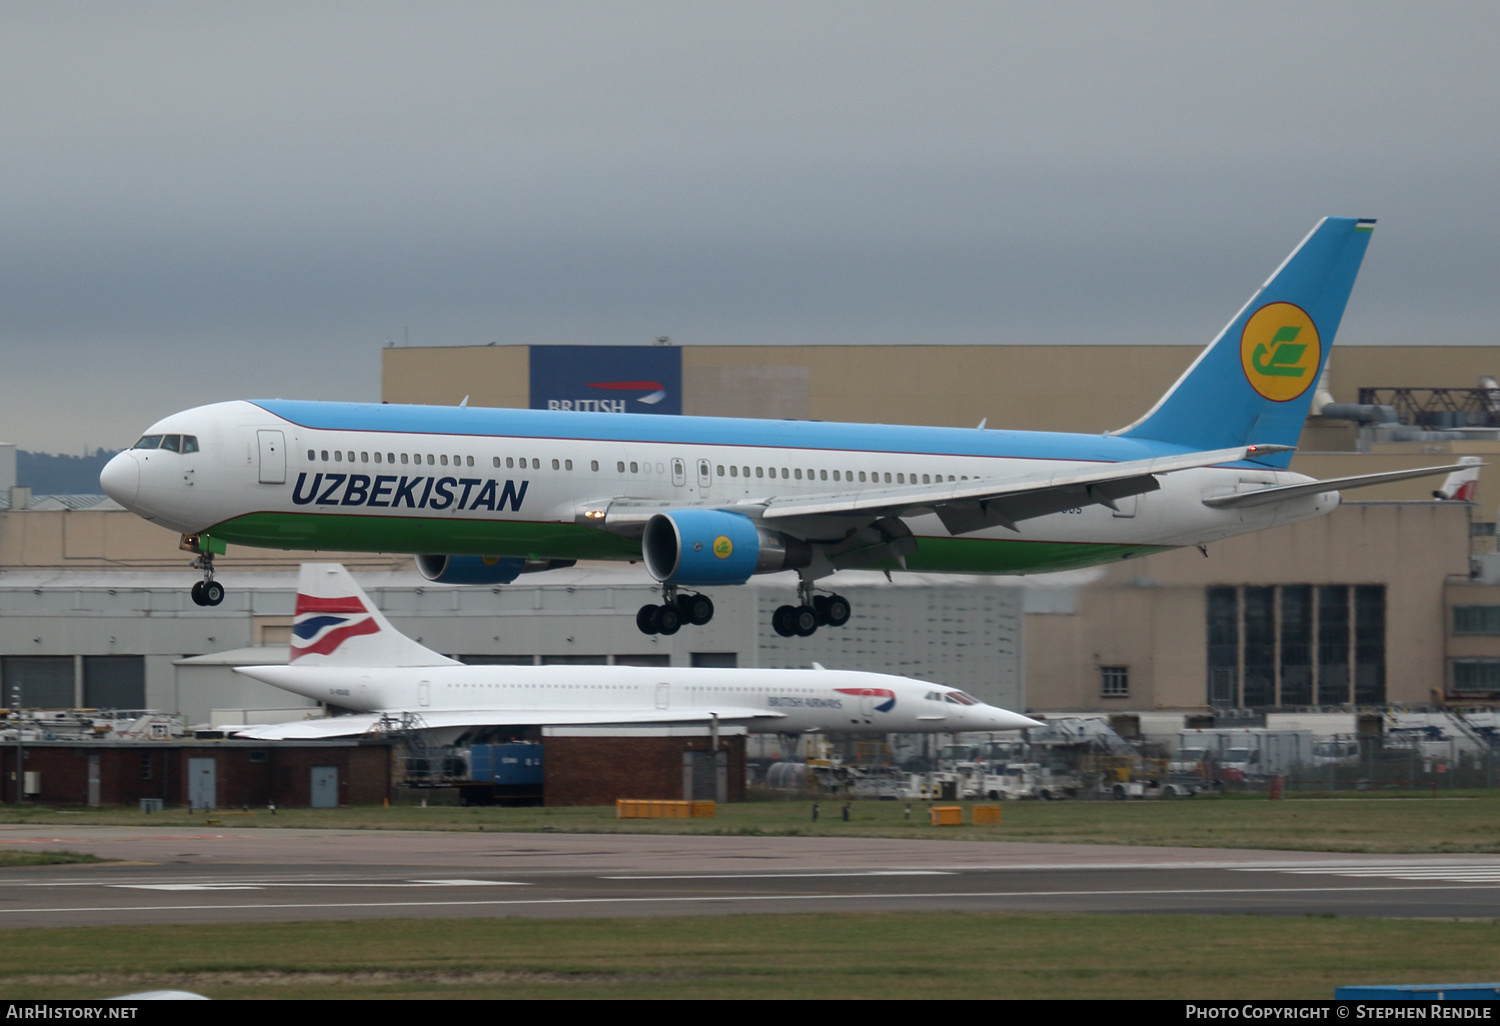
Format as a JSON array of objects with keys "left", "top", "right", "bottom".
[
  {"left": 676, "top": 593, "right": 714, "bottom": 626},
  {"left": 190, "top": 581, "right": 206, "bottom": 606},
  {"left": 792, "top": 605, "right": 818, "bottom": 637},
  {"left": 637, "top": 604, "right": 662, "bottom": 635},
  {"left": 823, "top": 594, "right": 851, "bottom": 627},
  {"left": 772, "top": 604, "right": 799, "bottom": 638},
  {"left": 656, "top": 604, "right": 682, "bottom": 636},
  {"left": 201, "top": 580, "right": 224, "bottom": 606}
]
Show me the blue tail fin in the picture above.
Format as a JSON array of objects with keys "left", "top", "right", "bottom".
[{"left": 1117, "top": 217, "right": 1375, "bottom": 467}]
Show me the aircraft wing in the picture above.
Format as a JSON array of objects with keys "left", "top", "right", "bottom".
[
  {"left": 227, "top": 706, "right": 785, "bottom": 741},
  {"left": 578, "top": 443, "right": 1286, "bottom": 541},
  {"left": 757, "top": 443, "right": 1287, "bottom": 536},
  {"left": 1200, "top": 463, "right": 1480, "bottom": 510}
]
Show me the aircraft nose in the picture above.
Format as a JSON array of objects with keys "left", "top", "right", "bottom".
[
  {"left": 100, "top": 451, "right": 139, "bottom": 506},
  {"left": 988, "top": 708, "right": 1045, "bottom": 731}
]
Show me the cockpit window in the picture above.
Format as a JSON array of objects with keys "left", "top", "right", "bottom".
[
  {"left": 943, "top": 691, "right": 980, "bottom": 706},
  {"left": 132, "top": 434, "right": 197, "bottom": 453}
]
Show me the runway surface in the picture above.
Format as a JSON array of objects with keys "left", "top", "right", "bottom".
[{"left": 3, "top": 825, "right": 1498, "bottom": 927}]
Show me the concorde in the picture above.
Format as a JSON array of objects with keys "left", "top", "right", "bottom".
[
  {"left": 229, "top": 564, "right": 1039, "bottom": 740},
  {"left": 101, "top": 217, "right": 1466, "bottom": 638}
]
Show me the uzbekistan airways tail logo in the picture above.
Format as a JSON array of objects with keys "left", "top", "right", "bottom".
[
  {"left": 290, "top": 594, "right": 380, "bottom": 661},
  {"left": 586, "top": 380, "right": 667, "bottom": 405},
  {"left": 835, "top": 688, "right": 897, "bottom": 713},
  {"left": 1240, "top": 302, "right": 1320, "bottom": 402}
]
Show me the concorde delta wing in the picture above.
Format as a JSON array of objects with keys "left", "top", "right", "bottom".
[
  {"left": 229, "top": 705, "right": 786, "bottom": 741},
  {"left": 760, "top": 444, "right": 1287, "bottom": 537}
]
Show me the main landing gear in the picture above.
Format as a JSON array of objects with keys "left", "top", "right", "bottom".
[
  {"left": 189, "top": 553, "right": 224, "bottom": 607},
  {"left": 637, "top": 586, "right": 714, "bottom": 636},
  {"left": 771, "top": 581, "right": 850, "bottom": 638}
]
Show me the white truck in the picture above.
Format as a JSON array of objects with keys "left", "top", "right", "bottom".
[{"left": 1176, "top": 727, "right": 1314, "bottom": 782}]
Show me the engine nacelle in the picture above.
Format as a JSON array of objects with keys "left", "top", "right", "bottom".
[
  {"left": 642, "top": 510, "right": 810, "bottom": 585},
  {"left": 414, "top": 554, "right": 527, "bottom": 585}
]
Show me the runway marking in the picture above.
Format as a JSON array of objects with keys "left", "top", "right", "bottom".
[
  {"left": 110, "top": 879, "right": 528, "bottom": 891},
  {"left": 0, "top": 835, "right": 229, "bottom": 844},
  {"left": 9, "top": 882, "right": 1500, "bottom": 917},
  {"left": 600, "top": 871, "right": 955, "bottom": 880},
  {"left": 1234, "top": 866, "right": 1500, "bottom": 883}
]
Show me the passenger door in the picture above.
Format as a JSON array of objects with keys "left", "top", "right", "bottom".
[{"left": 257, "top": 429, "right": 286, "bottom": 485}]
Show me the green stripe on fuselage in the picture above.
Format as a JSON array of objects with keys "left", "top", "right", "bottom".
[{"left": 208, "top": 512, "right": 1170, "bottom": 574}]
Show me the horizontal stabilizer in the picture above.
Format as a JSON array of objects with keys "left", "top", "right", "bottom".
[{"left": 1201, "top": 463, "right": 1480, "bottom": 510}]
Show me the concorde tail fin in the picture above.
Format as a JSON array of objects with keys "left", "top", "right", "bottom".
[
  {"left": 290, "top": 563, "right": 459, "bottom": 668},
  {"left": 1116, "top": 217, "right": 1376, "bottom": 468}
]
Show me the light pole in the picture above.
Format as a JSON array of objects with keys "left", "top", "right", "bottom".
[{"left": 11, "top": 684, "right": 21, "bottom": 805}]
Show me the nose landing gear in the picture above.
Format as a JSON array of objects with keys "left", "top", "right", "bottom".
[{"left": 188, "top": 554, "right": 224, "bottom": 607}]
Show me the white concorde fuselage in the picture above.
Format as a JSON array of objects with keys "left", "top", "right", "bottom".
[{"left": 234, "top": 662, "right": 1039, "bottom": 734}]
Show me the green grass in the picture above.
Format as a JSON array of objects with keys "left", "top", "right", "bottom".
[
  {"left": 3, "top": 913, "right": 1498, "bottom": 999},
  {"left": 4, "top": 792, "right": 1500, "bottom": 853},
  {"left": 0, "top": 850, "right": 108, "bottom": 867}
]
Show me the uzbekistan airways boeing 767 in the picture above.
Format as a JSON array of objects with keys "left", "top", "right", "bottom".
[
  {"left": 230, "top": 564, "right": 1039, "bottom": 740},
  {"left": 101, "top": 217, "right": 1465, "bottom": 638}
]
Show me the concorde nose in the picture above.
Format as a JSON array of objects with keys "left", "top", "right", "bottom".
[
  {"left": 989, "top": 708, "right": 1045, "bottom": 731},
  {"left": 100, "top": 451, "right": 140, "bottom": 506}
]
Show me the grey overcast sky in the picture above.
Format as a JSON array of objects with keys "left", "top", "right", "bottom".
[{"left": 3, "top": 2, "right": 1498, "bottom": 453}]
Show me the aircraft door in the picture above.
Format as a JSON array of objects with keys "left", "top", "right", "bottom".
[
  {"left": 418, "top": 681, "right": 431, "bottom": 707},
  {"left": 671, "top": 458, "right": 686, "bottom": 487},
  {"left": 257, "top": 429, "right": 286, "bottom": 485},
  {"left": 697, "top": 459, "right": 712, "bottom": 494}
]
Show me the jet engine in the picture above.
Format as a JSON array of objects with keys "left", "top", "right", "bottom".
[
  {"left": 414, "top": 554, "right": 527, "bottom": 585},
  {"left": 642, "top": 510, "right": 810, "bottom": 585}
]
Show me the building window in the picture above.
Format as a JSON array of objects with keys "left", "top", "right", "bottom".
[
  {"left": 1205, "top": 584, "right": 1384, "bottom": 709},
  {"left": 1453, "top": 659, "right": 1500, "bottom": 693},
  {"left": 1100, "top": 666, "right": 1129, "bottom": 698},
  {"left": 1454, "top": 605, "right": 1500, "bottom": 635}
]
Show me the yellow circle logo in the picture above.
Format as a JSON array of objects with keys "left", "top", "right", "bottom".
[
  {"left": 1240, "top": 302, "right": 1319, "bottom": 402},
  {"left": 712, "top": 536, "right": 733, "bottom": 559}
]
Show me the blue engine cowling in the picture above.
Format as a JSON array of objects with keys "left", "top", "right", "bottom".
[
  {"left": 414, "top": 554, "right": 527, "bottom": 585},
  {"left": 642, "top": 510, "right": 810, "bottom": 585}
]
